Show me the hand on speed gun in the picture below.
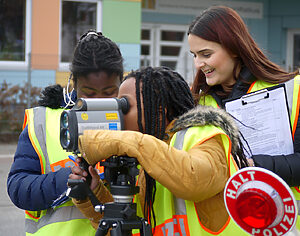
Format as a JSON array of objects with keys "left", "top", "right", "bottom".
[{"left": 69, "top": 155, "right": 100, "bottom": 191}]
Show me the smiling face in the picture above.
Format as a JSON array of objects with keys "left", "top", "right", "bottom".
[
  {"left": 76, "top": 71, "right": 120, "bottom": 99},
  {"left": 188, "top": 34, "right": 238, "bottom": 89}
]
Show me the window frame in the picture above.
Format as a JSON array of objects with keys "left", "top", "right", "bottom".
[
  {"left": 286, "top": 28, "right": 300, "bottom": 72},
  {"left": 58, "top": 0, "right": 102, "bottom": 71},
  {"left": 141, "top": 23, "right": 187, "bottom": 68},
  {"left": 140, "top": 25, "right": 155, "bottom": 67},
  {"left": 0, "top": 0, "right": 32, "bottom": 70},
  {"left": 141, "top": 23, "right": 195, "bottom": 85}
]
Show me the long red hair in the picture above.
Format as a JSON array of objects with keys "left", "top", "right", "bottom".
[{"left": 188, "top": 6, "right": 298, "bottom": 96}]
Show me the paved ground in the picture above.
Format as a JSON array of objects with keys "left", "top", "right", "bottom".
[
  {"left": 0, "top": 143, "right": 17, "bottom": 155},
  {"left": 0, "top": 142, "right": 25, "bottom": 235}
]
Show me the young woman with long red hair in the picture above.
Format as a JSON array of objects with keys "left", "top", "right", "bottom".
[{"left": 188, "top": 5, "right": 300, "bottom": 232}]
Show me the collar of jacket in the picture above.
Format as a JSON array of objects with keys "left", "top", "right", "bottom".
[
  {"left": 228, "top": 66, "right": 256, "bottom": 100},
  {"left": 169, "top": 105, "right": 241, "bottom": 154},
  {"left": 210, "top": 67, "right": 256, "bottom": 108},
  {"left": 164, "top": 120, "right": 176, "bottom": 145}
]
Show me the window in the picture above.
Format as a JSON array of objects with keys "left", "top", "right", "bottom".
[
  {"left": 140, "top": 28, "right": 153, "bottom": 67},
  {"left": 293, "top": 35, "right": 300, "bottom": 71},
  {"left": 0, "top": 0, "right": 26, "bottom": 62},
  {"left": 158, "top": 29, "right": 185, "bottom": 70},
  {"left": 60, "top": 0, "right": 102, "bottom": 69},
  {"left": 142, "top": 0, "right": 156, "bottom": 9},
  {"left": 286, "top": 29, "right": 300, "bottom": 72},
  {"left": 140, "top": 24, "right": 195, "bottom": 84},
  {"left": 141, "top": 25, "right": 187, "bottom": 70}
]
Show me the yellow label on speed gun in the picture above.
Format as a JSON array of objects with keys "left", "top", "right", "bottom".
[
  {"left": 106, "top": 113, "right": 118, "bottom": 120},
  {"left": 81, "top": 113, "right": 88, "bottom": 120}
]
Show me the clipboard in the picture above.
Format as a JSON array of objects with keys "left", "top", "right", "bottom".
[{"left": 224, "top": 84, "right": 294, "bottom": 157}]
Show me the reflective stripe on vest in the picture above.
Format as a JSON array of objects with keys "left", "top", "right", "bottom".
[
  {"left": 291, "top": 77, "right": 300, "bottom": 229},
  {"left": 159, "top": 129, "right": 189, "bottom": 236},
  {"left": 33, "top": 107, "right": 52, "bottom": 173},
  {"left": 24, "top": 107, "right": 95, "bottom": 235},
  {"left": 290, "top": 76, "right": 300, "bottom": 138},
  {"left": 25, "top": 204, "right": 84, "bottom": 234},
  {"left": 25, "top": 108, "right": 46, "bottom": 174}
]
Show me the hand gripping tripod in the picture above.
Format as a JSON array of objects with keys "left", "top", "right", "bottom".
[{"left": 67, "top": 156, "right": 152, "bottom": 236}]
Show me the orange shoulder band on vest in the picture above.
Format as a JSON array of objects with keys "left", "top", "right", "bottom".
[{"left": 22, "top": 110, "right": 29, "bottom": 130}]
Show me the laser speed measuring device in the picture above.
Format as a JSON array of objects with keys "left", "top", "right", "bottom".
[{"left": 60, "top": 97, "right": 129, "bottom": 153}]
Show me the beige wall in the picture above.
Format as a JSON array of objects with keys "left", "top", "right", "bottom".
[
  {"left": 31, "top": 0, "right": 60, "bottom": 70},
  {"left": 56, "top": 71, "right": 71, "bottom": 87}
]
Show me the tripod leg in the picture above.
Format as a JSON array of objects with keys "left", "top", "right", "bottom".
[
  {"left": 95, "top": 220, "right": 110, "bottom": 236},
  {"left": 110, "top": 222, "right": 123, "bottom": 236},
  {"left": 141, "top": 219, "right": 153, "bottom": 236}
]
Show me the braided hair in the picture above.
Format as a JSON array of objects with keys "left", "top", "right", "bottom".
[
  {"left": 70, "top": 30, "right": 123, "bottom": 88},
  {"left": 123, "top": 66, "right": 195, "bottom": 228}
]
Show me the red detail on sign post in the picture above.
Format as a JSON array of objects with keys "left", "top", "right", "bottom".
[{"left": 224, "top": 167, "right": 297, "bottom": 236}]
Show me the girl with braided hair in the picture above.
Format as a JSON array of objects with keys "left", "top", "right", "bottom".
[
  {"left": 7, "top": 30, "right": 123, "bottom": 235},
  {"left": 69, "top": 66, "right": 249, "bottom": 235}
]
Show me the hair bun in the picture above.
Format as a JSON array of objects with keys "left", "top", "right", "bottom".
[{"left": 79, "top": 30, "right": 103, "bottom": 41}]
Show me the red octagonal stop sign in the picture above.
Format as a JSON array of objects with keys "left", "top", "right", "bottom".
[{"left": 224, "top": 167, "right": 297, "bottom": 236}]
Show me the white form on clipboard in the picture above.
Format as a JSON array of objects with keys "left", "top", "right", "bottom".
[{"left": 224, "top": 84, "right": 293, "bottom": 158}]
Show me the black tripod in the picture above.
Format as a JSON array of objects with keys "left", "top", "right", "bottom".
[
  {"left": 67, "top": 156, "right": 152, "bottom": 236},
  {"left": 95, "top": 201, "right": 151, "bottom": 236}
]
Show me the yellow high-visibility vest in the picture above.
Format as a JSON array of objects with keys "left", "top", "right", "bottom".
[
  {"left": 200, "top": 76, "right": 300, "bottom": 231},
  {"left": 24, "top": 107, "right": 96, "bottom": 235},
  {"left": 133, "top": 124, "right": 249, "bottom": 235}
]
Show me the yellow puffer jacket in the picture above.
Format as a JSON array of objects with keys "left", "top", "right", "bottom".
[{"left": 73, "top": 105, "right": 244, "bottom": 232}]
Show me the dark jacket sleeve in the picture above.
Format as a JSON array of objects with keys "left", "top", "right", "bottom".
[
  {"left": 252, "top": 114, "right": 300, "bottom": 187},
  {"left": 7, "top": 125, "right": 72, "bottom": 211}
]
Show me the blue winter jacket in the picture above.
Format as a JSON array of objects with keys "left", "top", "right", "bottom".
[
  {"left": 7, "top": 85, "right": 75, "bottom": 211},
  {"left": 7, "top": 125, "right": 71, "bottom": 210}
]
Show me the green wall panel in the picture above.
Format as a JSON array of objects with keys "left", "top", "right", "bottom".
[{"left": 102, "top": 0, "right": 141, "bottom": 44}]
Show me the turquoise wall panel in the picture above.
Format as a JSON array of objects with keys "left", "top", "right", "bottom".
[
  {"left": 282, "top": 16, "right": 300, "bottom": 28},
  {"left": 268, "top": 0, "right": 300, "bottom": 15},
  {"left": 0, "top": 70, "right": 56, "bottom": 88},
  {"left": 119, "top": 43, "right": 140, "bottom": 72},
  {"left": 268, "top": 0, "right": 300, "bottom": 66},
  {"left": 268, "top": 17, "right": 284, "bottom": 64},
  {"left": 244, "top": 18, "right": 268, "bottom": 54}
]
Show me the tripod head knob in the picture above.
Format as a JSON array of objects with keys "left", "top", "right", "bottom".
[
  {"left": 120, "top": 205, "right": 136, "bottom": 218},
  {"left": 95, "top": 204, "right": 105, "bottom": 213}
]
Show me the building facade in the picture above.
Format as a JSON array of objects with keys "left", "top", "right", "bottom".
[
  {"left": 0, "top": 0, "right": 299, "bottom": 88},
  {"left": 0, "top": 0, "right": 141, "bottom": 88},
  {"left": 140, "top": 0, "right": 300, "bottom": 84}
]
